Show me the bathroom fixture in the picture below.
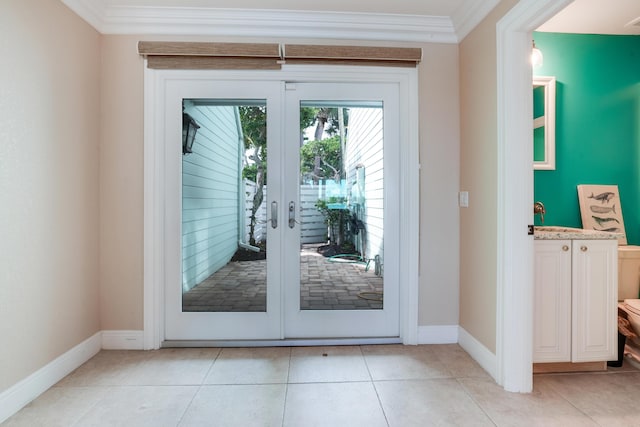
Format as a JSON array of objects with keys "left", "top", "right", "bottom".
[
  {"left": 531, "top": 40, "right": 543, "bottom": 68},
  {"left": 534, "top": 201, "right": 545, "bottom": 224}
]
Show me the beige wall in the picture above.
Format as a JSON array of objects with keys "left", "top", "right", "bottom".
[
  {"left": 418, "top": 44, "right": 461, "bottom": 326},
  {"left": 0, "top": 0, "right": 101, "bottom": 392},
  {"left": 99, "top": 36, "right": 145, "bottom": 329},
  {"left": 98, "top": 35, "right": 462, "bottom": 330},
  {"left": 458, "top": 0, "right": 517, "bottom": 353}
]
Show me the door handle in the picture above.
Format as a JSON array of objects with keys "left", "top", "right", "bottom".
[
  {"left": 270, "top": 201, "right": 278, "bottom": 229},
  {"left": 288, "top": 201, "right": 296, "bottom": 228}
]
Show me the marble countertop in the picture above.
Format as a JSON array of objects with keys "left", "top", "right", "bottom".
[{"left": 534, "top": 226, "right": 623, "bottom": 240}]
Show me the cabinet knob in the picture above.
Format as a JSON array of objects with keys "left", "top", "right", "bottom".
[
  {"left": 580, "top": 246, "right": 588, "bottom": 252},
  {"left": 562, "top": 245, "right": 569, "bottom": 252}
]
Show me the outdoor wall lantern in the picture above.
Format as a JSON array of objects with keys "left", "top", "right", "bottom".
[{"left": 182, "top": 112, "right": 200, "bottom": 155}]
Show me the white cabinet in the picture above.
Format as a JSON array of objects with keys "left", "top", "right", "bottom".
[{"left": 533, "top": 239, "right": 618, "bottom": 364}]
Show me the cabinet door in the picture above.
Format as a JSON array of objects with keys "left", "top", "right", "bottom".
[
  {"left": 572, "top": 239, "right": 618, "bottom": 362},
  {"left": 533, "top": 240, "right": 572, "bottom": 362}
]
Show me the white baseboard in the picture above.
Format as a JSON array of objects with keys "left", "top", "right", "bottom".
[
  {"left": 101, "top": 330, "right": 144, "bottom": 350},
  {"left": 0, "top": 330, "right": 145, "bottom": 423},
  {"left": 0, "top": 332, "right": 102, "bottom": 424},
  {"left": 417, "top": 325, "right": 459, "bottom": 344},
  {"left": 458, "top": 326, "right": 497, "bottom": 381}
]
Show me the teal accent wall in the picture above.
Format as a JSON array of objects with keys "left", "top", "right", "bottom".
[{"left": 533, "top": 32, "right": 640, "bottom": 244}]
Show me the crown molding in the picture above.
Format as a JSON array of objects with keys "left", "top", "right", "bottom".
[
  {"left": 62, "top": 0, "right": 105, "bottom": 30},
  {"left": 451, "top": 0, "right": 500, "bottom": 41},
  {"left": 61, "top": 0, "right": 486, "bottom": 43}
]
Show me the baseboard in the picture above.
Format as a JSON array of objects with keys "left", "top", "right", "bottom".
[
  {"left": 101, "top": 330, "right": 145, "bottom": 350},
  {"left": 417, "top": 325, "right": 459, "bottom": 344},
  {"left": 458, "top": 326, "right": 497, "bottom": 381},
  {"left": 0, "top": 332, "right": 102, "bottom": 424}
]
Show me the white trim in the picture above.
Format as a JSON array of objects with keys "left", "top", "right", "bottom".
[
  {"left": 450, "top": 0, "right": 500, "bottom": 42},
  {"left": 532, "top": 76, "right": 557, "bottom": 170},
  {"left": 0, "top": 333, "right": 101, "bottom": 424},
  {"left": 60, "top": 1, "right": 496, "bottom": 43},
  {"left": 143, "top": 59, "right": 163, "bottom": 350},
  {"left": 495, "top": 0, "right": 573, "bottom": 393},
  {"left": 401, "top": 69, "right": 420, "bottom": 345},
  {"left": 142, "top": 65, "right": 420, "bottom": 348},
  {"left": 102, "top": 330, "right": 145, "bottom": 350},
  {"left": 163, "top": 337, "right": 402, "bottom": 348},
  {"left": 458, "top": 327, "right": 497, "bottom": 381},
  {"left": 108, "top": 8, "right": 456, "bottom": 43},
  {"left": 417, "top": 325, "right": 459, "bottom": 344}
]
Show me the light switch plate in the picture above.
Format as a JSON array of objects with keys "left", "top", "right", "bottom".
[{"left": 459, "top": 191, "right": 469, "bottom": 208}]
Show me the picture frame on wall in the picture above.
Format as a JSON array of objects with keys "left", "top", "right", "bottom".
[{"left": 577, "top": 184, "right": 626, "bottom": 244}]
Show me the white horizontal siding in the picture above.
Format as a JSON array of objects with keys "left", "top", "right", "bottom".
[
  {"left": 344, "top": 107, "right": 384, "bottom": 268},
  {"left": 182, "top": 104, "right": 241, "bottom": 292}
]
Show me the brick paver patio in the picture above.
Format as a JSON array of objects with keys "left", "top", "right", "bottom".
[{"left": 182, "top": 244, "right": 383, "bottom": 312}]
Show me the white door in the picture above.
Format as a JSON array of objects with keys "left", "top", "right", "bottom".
[
  {"left": 164, "top": 78, "right": 400, "bottom": 341},
  {"left": 165, "top": 80, "right": 283, "bottom": 340},
  {"left": 283, "top": 82, "right": 400, "bottom": 338}
]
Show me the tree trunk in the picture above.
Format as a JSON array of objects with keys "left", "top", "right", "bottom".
[
  {"left": 313, "top": 155, "right": 321, "bottom": 185},
  {"left": 249, "top": 156, "right": 265, "bottom": 246},
  {"left": 314, "top": 110, "right": 328, "bottom": 141}
]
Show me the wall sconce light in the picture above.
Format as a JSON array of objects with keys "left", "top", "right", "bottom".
[
  {"left": 531, "top": 40, "right": 543, "bottom": 69},
  {"left": 182, "top": 112, "right": 200, "bottom": 155}
]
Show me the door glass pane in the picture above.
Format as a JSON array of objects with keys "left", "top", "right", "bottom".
[
  {"left": 299, "top": 101, "right": 384, "bottom": 311},
  {"left": 181, "top": 99, "right": 268, "bottom": 312}
]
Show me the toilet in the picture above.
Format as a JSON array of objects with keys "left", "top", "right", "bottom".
[
  {"left": 618, "top": 245, "right": 640, "bottom": 354},
  {"left": 618, "top": 245, "right": 640, "bottom": 363},
  {"left": 618, "top": 245, "right": 640, "bottom": 301}
]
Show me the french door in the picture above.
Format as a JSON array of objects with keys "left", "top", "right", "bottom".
[
  {"left": 282, "top": 82, "right": 400, "bottom": 338},
  {"left": 164, "top": 78, "right": 400, "bottom": 341}
]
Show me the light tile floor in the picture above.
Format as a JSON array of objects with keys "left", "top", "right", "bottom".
[{"left": 4, "top": 345, "right": 640, "bottom": 426}]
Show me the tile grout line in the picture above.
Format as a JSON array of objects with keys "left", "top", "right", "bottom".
[
  {"left": 175, "top": 347, "right": 222, "bottom": 426},
  {"left": 68, "top": 385, "right": 114, "bottom": 427},
  {"left": 533, "top": 374, "right": 606, "bottom": 427},
  {"left": 360, "top": 346, "right": 391, "bottom": 427},
  {"left": 453, "top": 378, "right": 499, "bottom": 427},
  {"left": 281, "top": 347, "right": 293, "bottom": 427}
]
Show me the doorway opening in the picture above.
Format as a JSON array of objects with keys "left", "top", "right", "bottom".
[{"left": 143, "top": 68, "right": 419, "bottom": 346}]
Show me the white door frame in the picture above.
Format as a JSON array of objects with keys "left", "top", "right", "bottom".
[
  {"left": 142, "top": 65, "right": 419, "bottom": 349},
  {"left": 283, "top": 82, "right": 401, "bottom": 339},
  {"left": 496, "top": 0, "right": 573, "bottom": 392}
]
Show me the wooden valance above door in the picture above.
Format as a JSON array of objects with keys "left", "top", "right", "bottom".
[
  {"left": 138, "top": 41, "right": 282, "bottom": 70},
  {"left": 138, "top": 41, "right": 422, "bottom": 70}
]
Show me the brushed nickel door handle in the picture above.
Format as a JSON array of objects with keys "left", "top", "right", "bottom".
[
  {"left": 288, "top": 201, "right": 297, "bottom": 228},
  {"left": 270, "top": 201, "right": 278, "bottom": 229}
]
